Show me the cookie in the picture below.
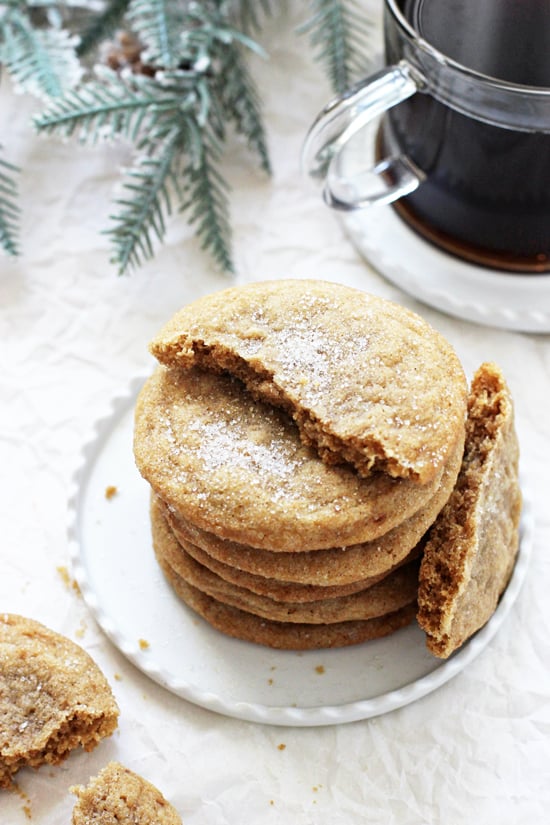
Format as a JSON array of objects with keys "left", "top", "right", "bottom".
[
  {"left": 150, "top": 279, "right": 467, "bottom": 484},
  {"left": 0, "top": 614, "right": 119, "bottom": 790},
  {"left": 155, "top": 552, "right": 417, "bottom": 650},
  {"left": 160, "top": 430, "right": 463, "bottom": 585},
  {"left": 158, "top": 497, "right": 418, "bottom": 601},
  {"left": 134, "top": 366, "right": 459, "bottom": 552},
  {"left": 417, "top": 363, "right": 522, "bottom": 658},
  {"left": 151, "top": 496, "right": 419, "bottom": 624},
  {"left": 71, "top": 761, "right": 182, "bottom": 824}
]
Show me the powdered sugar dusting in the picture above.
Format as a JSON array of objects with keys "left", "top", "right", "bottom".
[
  {"left": 273, "top": 324, "right": 372, "bottom": 407},
  {"left": 194, "top": 420, "right": 302, "bottom": 485},
  {"left": 158, "top": 398, "right": 310, "bottom": 504}
]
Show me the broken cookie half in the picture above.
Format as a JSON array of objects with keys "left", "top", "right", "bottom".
[
  {"left": 417, "top": 362, "right": 522, "bottom": 658},
  {"left": 0, "top": 614, "right": 119, "bottom": 789},
  {"left": 71, "top": 761, "right": 182, "bottom": 825},
  {"left": 150, "top": 279, "right": 468, "bottom": 485}
]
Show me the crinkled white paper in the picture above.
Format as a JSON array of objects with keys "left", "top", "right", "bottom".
[{"left": 1, "top": 3, "right": 549, "bottom": 823}]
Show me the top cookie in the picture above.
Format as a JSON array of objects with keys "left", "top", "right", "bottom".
[{"left": 150, "top": 280, "right": 467, "bottom": 484}]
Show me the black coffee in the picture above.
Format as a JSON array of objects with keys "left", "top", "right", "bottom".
[
  {"left": 405, "top": 0, "right": 550, "bottom": 85},
  {"left": 383, "top": 0, "right": 550, "bottom": 271}
]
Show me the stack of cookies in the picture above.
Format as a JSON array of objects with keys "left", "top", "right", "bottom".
[{"left": 133, "top": 279, "right": 518, "bottom": 654}]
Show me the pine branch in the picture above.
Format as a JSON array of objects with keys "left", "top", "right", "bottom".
[
  {"left": 105, "top": 110, "right": 235, "bottom": 274},
  {"left": 174, "top": 3, "right": 270, "bottom": 169},
  {"left": 177, "top": 2, "right": 267, "bottom": 66},
  {"left": 180, "top": 117, "right": 234, "bottom": 274},
  {"left": 33, "top": 65, "right": 237, "bottom": 273},
  {"left": 0, "top": 0, "right": 380, "bottom": 274},
  {"left": 0, "top": 5, "right": 81, "bottom": 99},
  {"left": 127, "top": 0, "right": 184, "bottom": 69},
  {"left": 76, "top": 0, "right": 132, "bottom": 59},
  {"left": 33, "top": 68, "right": 193, "bottom": 143},
  {"left": 31, "top": 1, "right": 272, "bottom": 274},
  {"left": 299, "top": 0, "right": 374, "bottom": 94},
  {"left": 106, "top": 123, "right": 182, "bottom": 272},
  {"left": 0, "top": 152, "right": 20, "bottom": 257}
]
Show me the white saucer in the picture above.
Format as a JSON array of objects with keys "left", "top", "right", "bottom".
[
  {"left": 342, "top": 205, "right": 550, "bottom": 333},
  {"left": 68, "top": 377, "right": 533, "bottom": 727}
]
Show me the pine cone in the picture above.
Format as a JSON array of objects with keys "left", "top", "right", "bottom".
[{"left": 104, "top": 31, "right": 157, "bottom": 77}]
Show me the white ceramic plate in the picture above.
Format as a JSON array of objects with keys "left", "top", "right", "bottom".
[
  {"left": 342, "top": 206, "right": 550, "bottom": 333},
  {"left": 68, "top": 378, "right": 533, "bottom": 727}
]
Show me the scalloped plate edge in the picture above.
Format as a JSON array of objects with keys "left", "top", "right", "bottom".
[{"left": 67, "top": 377, "right": 534, "bottom": 727}]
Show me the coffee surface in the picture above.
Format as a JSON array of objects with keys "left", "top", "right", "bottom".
[{"left": 402, "top": 0, "right": 550, "bottom": 86}]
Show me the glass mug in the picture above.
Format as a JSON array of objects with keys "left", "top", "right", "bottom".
[{"left": 303, "top": 0, "right": 550, "bottom": 273}]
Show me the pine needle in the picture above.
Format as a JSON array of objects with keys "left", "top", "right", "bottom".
[
  {"left": 0, "top": 6, "right": 82, "bottom": 100},
  {"left": 106, "top": 125, "right": 181, "bottom": 273},
  {"left": 0, "top": 153, "right": 20, "bottom": 258},
  {"left": 127, "top": 0, "right": 184, "bottom": 69},
  {"left": 179, "top": 117, "right": 235, "bottom": 274},
  {"left": 299, "top": 0, "right": 374, "bottom": 94},
  {"left": 33, "top": 69, "right": 185, "bottom": 143}
]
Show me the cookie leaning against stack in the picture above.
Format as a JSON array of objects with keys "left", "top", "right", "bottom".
[
  {"left": 134, "top": 280, "right": 471, "bottom": 650},
  {"left": 418, "top": 362, "right": 522, "bottom": 658}
]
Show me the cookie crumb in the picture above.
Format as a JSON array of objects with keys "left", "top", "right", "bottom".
[
  {"left": 105, "top": 485, "right": 118, "bottom": 500},
  {"left": 138, "top": 638, "right": 150, "bottom": 650},
  {"left": 57, "top": 566, "right": 81, "bottom": 595},
  {"left": 314, "top": 665, "right": 325, "bottom": 675},
  {"left": 277, "top": 743, "right": 286, "bottom": 751},
  {"left": 15, "top": 785, "right": 32, "bottom": 819},
  {"left": 74, "top": 620, "right": 87, "bottom": 639}
]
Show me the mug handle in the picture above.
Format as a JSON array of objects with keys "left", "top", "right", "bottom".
[{"left": 302, "top": 61, "right": 426, "bottom": 211}]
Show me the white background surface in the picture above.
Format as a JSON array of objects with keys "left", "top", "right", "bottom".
[{"left": 1, "top": 2, "right": 550, "bottom": 822}]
